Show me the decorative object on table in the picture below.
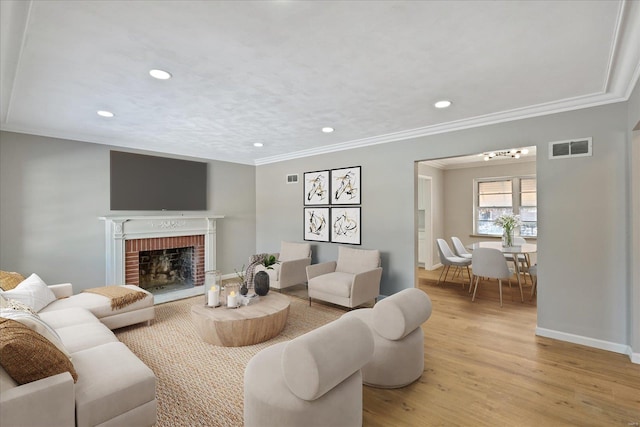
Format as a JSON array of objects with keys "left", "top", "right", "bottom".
[
  {"left": 330, "top": 166, "right": 361, "bottom": 204},
  {"left": 304, "top": 207, "right": 330, "bottom": 242},
  {"left": 303, "top": 170, "right": 330, "bottom": 205},
  {"left": 225, "top": 282, "right": 240, "bottom": 308},
  {"left": 244, "top": 254, "right": 268, "bottom": 290},
  {"left": 204, "top": 270, "right": 221, "bottom": 307},
  {"left": 227, "top": 290, "right": 239, "bottom": 308},
  {"left": 494, "top": 213, "right": 522, "bottom": 247},
  {"left": 234, "top": 264, "right": 249, "bottom": 295},
  {"left": 254, "top": 271, "right": 270, "bottom": 296},
  {"left": 330, "top": 206, "right": 361, "bottom": 245}
]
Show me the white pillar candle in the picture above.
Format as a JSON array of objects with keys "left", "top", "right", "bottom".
[{"left": 227, "top": 291, "right": 237, "bottom": 308}]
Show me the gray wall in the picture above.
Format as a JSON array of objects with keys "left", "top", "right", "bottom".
[
  {"left": 256, "top": 101, "right": 631, "bottom": 348},
  {"left": 0, "top": 131, "right": 255, "bottom": 290}
]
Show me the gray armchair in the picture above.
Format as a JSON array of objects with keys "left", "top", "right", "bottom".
[
  {"left": 254, "top": 241, "right": 311, "bottom": 290},
  {"left": 306, "top": 246, "right": 382, "bottom": 309}
]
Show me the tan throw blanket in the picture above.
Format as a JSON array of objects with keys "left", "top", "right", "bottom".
[{"left": 83, "top": 286, "right": 147, "bottom": 310}]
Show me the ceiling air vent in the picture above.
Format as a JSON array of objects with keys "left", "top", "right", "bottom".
[
  {"left": 549, "top": 137, "right": 592, "bottom": 159},
  {"left": 286, "top": 174, "right": 299, "bottom": 184}
]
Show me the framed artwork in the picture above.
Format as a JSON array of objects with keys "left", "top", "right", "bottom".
[
  {"left": 331, "top": 166, "right": 361, "bottom": 205},
  {"left": 303, "top": 170, "right": 330, "bottom": 205},
  {"left": 331, "top": 207, "right": 361, "bottom": 245},
  {"left": 304, "top": 207, "right": 330, "bottom": 242}
]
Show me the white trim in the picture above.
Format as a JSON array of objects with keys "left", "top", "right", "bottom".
[
  {"left": 99, "top": 214, "right": 224, "bottom": 285},
  {"left": 631, "top": 350, "right": 640, "bottom": 364},
  {"left": 254, "top": 92, "right": 623, "bottom": 165},
  {"left": 535, "top": 327, "right": 635, "bottom": 362}
]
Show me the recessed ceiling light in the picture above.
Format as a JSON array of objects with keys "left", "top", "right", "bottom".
[
  {"left": 149, "top": 69, "right": 172, "bottom": 80},
  {"left": 97, "top": 110, "right": 114, "bottom": 118},
  {"left": 253, "top": 142, "right": 264, "bottom": 147},
  {"left": 434, "top": 100, "right": 452, "bottom": 109},
  {"left": 322, "top": 127, "right": 334, "bottom": 133}
]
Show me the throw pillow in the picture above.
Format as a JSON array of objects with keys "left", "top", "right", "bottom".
[
  {"left": 0, "top": 309, "right": 71, "bottom": 359},
  {"left": 0, "top": 270, "right": 25, "bottom": 291},
  {"left": 0, "top": 317, "right": 78, "bottom": 385},
  {"left": 0, "top": 273, "right": 56, "bottom": 312},
  {"left": 1, "top": 297, "right": 39, "bottom": 315}
]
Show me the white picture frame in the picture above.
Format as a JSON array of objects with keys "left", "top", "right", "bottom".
[
  {"left": 304, "top": 207, "right": 330, "bottom": 242},
  {"left": 331, "top": 207, "right": 361, "bottom": 245}
]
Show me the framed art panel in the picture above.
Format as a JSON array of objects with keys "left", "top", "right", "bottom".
[
  {"left": 331, "top": 207, "right": 361, "bottom": 245},
  {"left": 331, "top": 166, "right": 361, "bottom": 204},
  {"left": 303, "top": 170, "right": 330, "bottom": 205},
  {"left": 304, "top": 207, "right": 330, "bottom": 242}
]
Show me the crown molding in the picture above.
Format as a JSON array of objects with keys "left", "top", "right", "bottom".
[{"left": 254, "top": 91, "right": 624, "bottom": 166}]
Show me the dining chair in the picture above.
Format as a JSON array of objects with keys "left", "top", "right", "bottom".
[
  {"left": 450, "top": 236, "right": 473, "bottom": 282},
  {"left": 436, "top": 238, "right": 472, "bottom": 288},
  {"left": 471, "top": 247, "right": 523, "bottom": 307},
  {"left": 528, "top": 264, "right": 537, "bottom": 300},
  {"left": 451, "top": 237, "right": 473, "bottom": 260},
  {"left": 504, "top": 236, "right": 531, "bottom": 283}
]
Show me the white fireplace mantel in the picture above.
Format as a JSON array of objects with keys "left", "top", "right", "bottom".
[{"left": 99, "top": 214, "right": 224, "bottom": 285}]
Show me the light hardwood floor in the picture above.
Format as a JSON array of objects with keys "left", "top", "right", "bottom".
[{"left": 362, "top": 267, "right": 640, "bottom": 426}]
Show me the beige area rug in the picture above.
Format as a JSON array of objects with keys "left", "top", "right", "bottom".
[{"left": 115, "top": 293, "right": 343, "bottom": 426}]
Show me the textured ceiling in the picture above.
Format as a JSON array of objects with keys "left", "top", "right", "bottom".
[{"left": 1, "top": 1, "right": 639, "bottom": 165}]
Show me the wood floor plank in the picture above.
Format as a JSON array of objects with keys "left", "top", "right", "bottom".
[{"left": 362, "top": 268, "right": 640, "bottom": 426}]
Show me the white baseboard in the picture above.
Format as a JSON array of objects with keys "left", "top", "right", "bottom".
[{"left": 536, "top": 327, "right": 638, "bottom": 364}]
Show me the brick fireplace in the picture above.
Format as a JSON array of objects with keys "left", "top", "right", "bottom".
[
  {"left": 100, "top": 215, "right": 223, "bottom": 290},
  {"left": 125, "top": 235, "right": 205, "bottom": 289}
]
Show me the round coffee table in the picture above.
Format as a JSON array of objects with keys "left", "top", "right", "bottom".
[{"left": 191, "top": 292, "right": 290, "bottom": 347}]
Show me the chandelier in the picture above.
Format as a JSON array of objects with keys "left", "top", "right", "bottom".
[{"left": 482, "top": 148, "right": 529, "bottom": 161}]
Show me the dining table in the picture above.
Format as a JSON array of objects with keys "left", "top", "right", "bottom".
[{"left": 466, "top": 241, "right": 537, "bottom": 290}]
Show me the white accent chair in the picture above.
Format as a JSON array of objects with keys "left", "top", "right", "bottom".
[
  {"left": 244, "top": 316, "right": 374, "bottom": 427},
  {"left": 436, "top": 238, "right": 472, "bottom": 288},
  {"left": 471, "top": 247, "right": 522, "bottom": 307},
  {"left": 254, "top": 241, "right": 312, "bottom": 290},
  {"left": 306, "top": 246, "right": 382, "bottom": 309},
  {"left": 342, "top": 288, "right": 432, "bottom": 388}
]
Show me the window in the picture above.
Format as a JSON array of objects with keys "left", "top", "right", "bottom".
[{"left": 474, "top": 176, "right": 537, "bottom": 237}]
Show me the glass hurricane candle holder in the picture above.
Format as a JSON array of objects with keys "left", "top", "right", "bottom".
[
  {"left": 204, "top": 270, "right": 221, "bottom": 307},
  {"left": 225, "top": 282, "right": 240, "bottom": 308}
]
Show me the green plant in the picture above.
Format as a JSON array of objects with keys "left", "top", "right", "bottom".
[{"left": 262, "top": 254, "right": 278, "bottom": 270}]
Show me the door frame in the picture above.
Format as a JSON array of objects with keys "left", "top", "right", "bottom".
[{"left": 417, "top": 175, "right": 433, "bottom": 269}]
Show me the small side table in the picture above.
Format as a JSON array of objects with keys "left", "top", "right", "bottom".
[{"left": 191, "top": 292, "right": 290, "bottom": 347}]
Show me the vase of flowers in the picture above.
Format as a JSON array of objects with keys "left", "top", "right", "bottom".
[{"left": 494, "top": 213, "right": 522, "bottom": 247}]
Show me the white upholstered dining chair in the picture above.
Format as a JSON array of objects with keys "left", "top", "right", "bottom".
[
  {"left": 471, "top": 247, "right": 523, "bottom": 307},
  {"left": 436, "top": 239, "right": 472, "bottom": 288},
  {"left": 504, "top": 236, "right": 531, "bottom": 283}
]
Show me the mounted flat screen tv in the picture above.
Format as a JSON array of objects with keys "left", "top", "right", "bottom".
[{"left": 110, "top": 151, "right": 207, "bottom": 211}]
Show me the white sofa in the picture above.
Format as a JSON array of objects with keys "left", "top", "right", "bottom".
[
  {"left": 41, "top": 283, "right": 155, "bottom": 330},
  {"left": 0, "top": 278, "right": 157, "bottom": 427}
]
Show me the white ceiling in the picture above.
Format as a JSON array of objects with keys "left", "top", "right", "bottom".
[{"left": 1, "top": 1, "right": 639, "bottom": 166}]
